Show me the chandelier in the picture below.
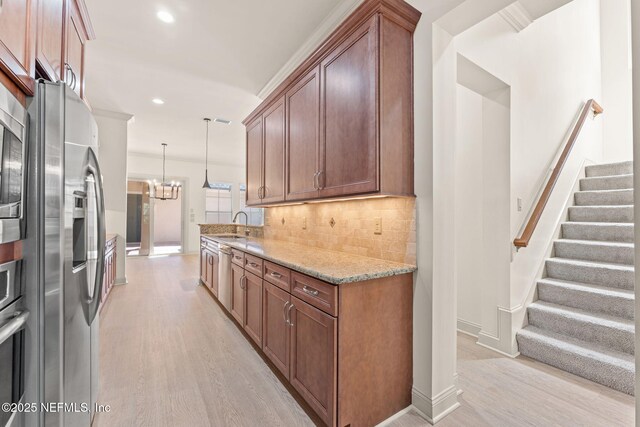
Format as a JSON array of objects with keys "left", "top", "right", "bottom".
[{"left": 151, "top": 143, "right": 181, "bottom": 201}]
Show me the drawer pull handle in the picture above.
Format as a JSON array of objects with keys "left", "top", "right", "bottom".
[
  {"left": 235, "top": 256, "right": 242, "bottom": 260},
  {"left": 302, "top": 285, "right": 319, "bottom": 296},
  {"left": 249, "top": 262, "right": 259, "bottom": 268},
  {"left": 270, "top": 272, "right": 283, "bottom": 279}
]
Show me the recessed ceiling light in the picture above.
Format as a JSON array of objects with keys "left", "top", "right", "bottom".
[
  {"left": 152, "top": 98, "right": 165, "bottom": 105},
  {"left": 157, "top": 10, "right": 175, "bottom": 23}
]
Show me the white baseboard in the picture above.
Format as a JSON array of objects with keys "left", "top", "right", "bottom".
[
  {"left": 412, "top": 385, "right": 460, "bottom": 424},
  {"left": 457, "top": 319, "right": 481, "bottom": 337}
]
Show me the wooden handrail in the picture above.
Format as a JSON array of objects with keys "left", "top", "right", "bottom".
[{"left": 513, "top": 99, "right": 603, "bottom": 248}]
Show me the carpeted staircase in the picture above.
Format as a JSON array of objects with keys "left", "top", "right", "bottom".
[{"left": 516, "top": 161, "right": 635, "bottom": 395}]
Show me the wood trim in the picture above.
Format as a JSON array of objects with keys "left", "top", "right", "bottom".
[
  {"left": 0, "top": 72, "right": 26, "bottom": 106},
  {"left": 513, "top": 99, "right": 603, "bottom": 248},
  {"left": 242, "top": 0, "right": 420, "bottom": 125},
  {"left": 74, "top": 0, "right": 96, "bottom": 40}
]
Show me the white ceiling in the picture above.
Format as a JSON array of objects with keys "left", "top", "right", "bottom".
[{"left": 84, "top": 0, "right": 343, "bottom": 166}]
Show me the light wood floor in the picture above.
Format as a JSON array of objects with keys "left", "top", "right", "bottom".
[{"left": 94, "top": 255, "right": 634, "bottom": 427}]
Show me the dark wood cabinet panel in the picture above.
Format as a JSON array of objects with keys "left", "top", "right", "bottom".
[
  {"left": 289, "top": 296, "right": 336, "bottom": 426},
  {"left": 262, "top": 282, "right": 290, "bottom": 378},
  {"left": 36, "top": 0, "right": 64, "bottom": 81},
  {"left": 245, "top": 117, "right": 263, "bottom": 206},
  {"left": 320, "top": 16, "right": 378, "bottom": 198},
  {"left": 230, "top": 263, "right": 245, "bottom": 325},
  {"left": 65, "top": 0, "right": 86, "bottom": 98},
  {"left": 286, "top": 66, "right": 320, "bottom": 201},
  {"left": 244, "top": 272, "right": 263, "bottom": 347},
  {"left": 0, "top": 0, "right": 36, "bottom": 94},
  {"left": 262, "top": 98, "right": 286, "bottom": 204}
]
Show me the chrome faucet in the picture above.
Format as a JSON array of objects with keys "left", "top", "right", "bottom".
[{"left": 232, "top": 211, "right": 250, "bottom": 236}]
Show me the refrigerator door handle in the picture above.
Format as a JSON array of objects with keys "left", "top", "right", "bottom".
[{"left": 85, "top": 148, "right": 106, "bottom": 324}]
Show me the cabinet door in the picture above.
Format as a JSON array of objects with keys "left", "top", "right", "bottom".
[
  {"left": 320, "top": 16, "right": 378, "bottom": 198},
  {"left": 0, "top": 0, "right": 36, "bottom": 94},
  {"left": 262, "top": 98, "right": 286, "bottom": 204},
  {"left": 200, "top": 247, "right": 208, "bottom": 284},
  {"left": 230, "top": 263, "right": 245, "bottom": 325},
  {"left": 263, "top": 282, "right": 290, "bottom": 378},
  {"left": 65, "top": 0, "right": 87, "bottom": 98},
  {"left": 289, "top": 296, "right": 337, "bottom": 426},
  {"left": 286, "top": 66, "right": 320, "bottom": 201},
  {"left": 244, "top": 272, "right": 263, "bottom": 347},
  {"left": 210, "top": 251, "right": 219, "bottom": 297},
  {"left": 36, "top": 0, "right": 64, "bottom": 81},
  {"left": 246, "top": 117, "right": 263, "bottom": 206}
]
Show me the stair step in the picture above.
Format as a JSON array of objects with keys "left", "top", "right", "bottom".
[
  {"left": 516, "top": 326, "right": 634, "bottom": 395},
  {"left": 545, "top": 258, "right": 634, "bottom": 290},
  {"left": 574, "top": 189, "right": 633, "bottom": 206},
  {"left": 537, "top": 278, "right": 634, "bottom": 320},
  {"left": 568, "top": 205, "right": 633, "bottom": 223},
  {"left": 561, "top": 222, "right": 634, "bottom": 243},
  {"left": 580, "top": 174, "right": 633, "bottom": 191},
  {"left": 585, "top": 161, "right": 633, "bottom": 178},
  {"left": 527, "top": 301, "right": 634, "bottom": 355},
  {"left": 554, "top": 239, "right": 634, "bottom": 265}
]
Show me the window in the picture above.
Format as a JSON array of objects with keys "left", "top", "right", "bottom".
[
  {"left": 239, "top": 185, "right": 263, "bottom": 226},
  {"left": 205, "top": 183, "right": 233, "bottom": 224}
]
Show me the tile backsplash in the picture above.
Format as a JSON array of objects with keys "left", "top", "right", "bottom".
[
  {"left": 198, "top": 223, "right": 264, "bottom": 238},
  {"left": 264, "top": 197, "right": 416, "bottom": 265}
]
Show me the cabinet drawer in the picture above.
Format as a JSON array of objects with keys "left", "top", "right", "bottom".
[
  {"left": 231, "top": 249, "right": 245, "bottom": 267},
  {"left": 244, "top": 254, "right": 263, "bottom": 277},
  {"left": 264, "top": 261, "right": 290, "bottom": 292},
  {"left": 291, "top": 272, "right": 337, "bottom": 316}
]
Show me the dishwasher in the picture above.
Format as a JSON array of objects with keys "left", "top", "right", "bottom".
[{"left": 218, "top": 245, "right": 232, "bottom": 311}]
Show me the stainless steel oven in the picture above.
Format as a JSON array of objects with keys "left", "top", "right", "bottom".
[{"left": 0, "top": 87, "right": 27, "bottom": 243}]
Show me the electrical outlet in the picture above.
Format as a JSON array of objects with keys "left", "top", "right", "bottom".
[
  {"left": 517, "top": 198, "right": 523, "bottom": 212},
  {"left": 302, "top": 217, "right": 307, "bottom": 230},
  {"left": 374, "top": 217, "right": 382, "bottom": 235}
]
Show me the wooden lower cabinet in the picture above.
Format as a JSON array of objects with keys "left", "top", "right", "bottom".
[
  {"left": 289, "top": 296, "right": 337, "bottom": 426},
  {"left": 200, "top": 236, "right": 413, "bottom": 427},
  {"left": 209, "top": 251, "right": 219, "bottom": 297},
  {"left": 230, "top": 263, "right": 245, "bottom": 325},
  {"left": 244, "top": 272, "right": 263, "bottom": 347},
  {"left": 262, "top": 282, "right": 290, "bottom": 378}
]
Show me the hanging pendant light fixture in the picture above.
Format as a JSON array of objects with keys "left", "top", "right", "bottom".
[
  {"left": 202, "top": 118, "right": 212, "bottom": 188},
  {"left": 151, "top": 143, "right": 181, "bottom": 201}
]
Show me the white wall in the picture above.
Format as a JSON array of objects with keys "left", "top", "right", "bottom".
[
  {"left": 452, "top": 0, "right": 605, "bottom": 354},
  {"left": 601, "top": 0, "right": 633, "bottom": 162},
  {"left": 153, "top": 193, "right": 182, "bottom": 244},
  {"left": 127, "top": 153, "right": 245, "bottom": 253},
  {"left": 95, "top": 109, "right": 133, "bottom": 284}
]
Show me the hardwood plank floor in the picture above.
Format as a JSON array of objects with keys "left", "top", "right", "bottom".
[
  {"left": 94, "top": 255, "right": 634, "bottom": 427},
  {"left": 93, "top": 255, "right": 314, "bottom": 427}
]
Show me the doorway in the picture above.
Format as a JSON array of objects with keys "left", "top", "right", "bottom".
[{"left": 126, "top": 179, "right": 184, "bottom": 256}]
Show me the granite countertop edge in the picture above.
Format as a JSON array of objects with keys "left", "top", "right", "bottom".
[{"left": 201, "top": 234, "right": 417, "bottom": 285}]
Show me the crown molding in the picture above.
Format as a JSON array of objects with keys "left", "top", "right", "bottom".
[
  {"left": 93, "top": 108, "right": 134, "bottom": 122},
  {"left": 498, "top": 2, "right": 533, "bottom": 32},
  {"left": 256, "top": 0, "right": 366, "bottom": 100}
]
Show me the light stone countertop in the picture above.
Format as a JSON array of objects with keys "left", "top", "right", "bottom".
[{"left": 201, "top": 234, "right": 417, "bottom": 285}]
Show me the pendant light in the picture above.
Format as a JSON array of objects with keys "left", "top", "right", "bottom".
[
  {"left": 152, "top": 143, "right": 181, "bottom": 201},
  {"left": 202, "top": 118, "right": 212, "bottom": 188}
]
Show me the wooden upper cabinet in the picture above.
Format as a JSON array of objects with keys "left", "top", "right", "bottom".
[
  {"left": 289, "top": 296, "right": 337, "bottom": 426},
  {"left": 319, "top": 16, "right": 378, "bottom": 198},
  {"left": 0, "top": 0, "right": 37, "bottom": 95},
  {"left": 286, "top": 66, "right": 320, "bottom": 201},
  {"left": 245, "top": 117, "right": 263, "bottom": 206},
  {"left": 36, "top": 0, "right": 65, "bottom": 82},
  {"left": 65, "top": 0, "right": 87, "bottom": 98},
  {"left": 262, "top": 98, "right": 286, "bottom": 204},
  {"left": 243, "top": 0, "right": 420, "bottom": 205}
]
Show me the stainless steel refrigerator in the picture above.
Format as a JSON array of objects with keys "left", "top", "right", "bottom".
[{"left": 24, "top": 81, "right": 105, "bottom": 427}]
